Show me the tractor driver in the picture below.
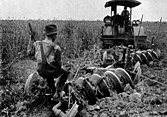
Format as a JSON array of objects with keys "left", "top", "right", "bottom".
[
  {"left": 121, "top": 6, "right": 130, "bottom": 22},
  {"left": 27, "top": 24, "right": 70, "bottom": 98},
  {"left": 121, "top": 6, "right": 130, "bottom": 33}
]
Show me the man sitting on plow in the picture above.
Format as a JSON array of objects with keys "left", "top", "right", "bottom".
[{"left": 27, "top": 24, "right": 69, "bottom": 98}]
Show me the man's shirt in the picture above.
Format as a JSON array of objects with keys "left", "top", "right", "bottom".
[
  {"left": 121, "top": 10, "right": 129, "bottom": 20},
  {"left": 27, "top": 38, "right": 62, "bottom": 68}
]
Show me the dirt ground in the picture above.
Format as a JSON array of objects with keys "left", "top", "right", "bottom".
[{"left": 10, "top": 58, "right": 167, "bottom": 117}]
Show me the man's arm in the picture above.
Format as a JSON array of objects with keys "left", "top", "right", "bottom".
[
  {"left": 27, "top": 36, "right": 36, "bottom": 56},
  {"left": 27, "top": 23, "right": 36, "bottom": 56},
  {"left": 121, "top": 10, "right": 124, "bottom": 16},
  {"left": 53, "top": 46, "right": 62, "bottom": 69}
]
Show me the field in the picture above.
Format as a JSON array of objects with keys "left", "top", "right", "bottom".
[{"left": 1, "top": 20, "right": 167, "bottom": 117}]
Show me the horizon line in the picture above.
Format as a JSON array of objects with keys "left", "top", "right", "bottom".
[{"left": 0, "top": 18, "right": 166, "bottom": 22}]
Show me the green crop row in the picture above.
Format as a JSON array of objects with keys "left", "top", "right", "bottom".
[{"left": 1, "top": 20, "right": 167, "bottom": 79}]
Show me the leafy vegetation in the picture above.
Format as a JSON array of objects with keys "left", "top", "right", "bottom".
[{"left": 1, "top": 20, "right": 167, "bottom": 116}]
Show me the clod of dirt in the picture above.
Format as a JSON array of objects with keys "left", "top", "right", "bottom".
[
  {"left": 100, "top": 112, "right": 108, "bottom": 117},
  {"left": 87, "top": 105, "right": 100, "bottom": 111},
  {"left": 119, "top": 111, "right": 129, "bottom": 117},
  {"left": 123, "top": 84, "right": 133, "bottom": 93},
  {"left": 129, "top": 92, "right": 142, "bottom": 103},
  {"left": 150, "top": 97, "right": 162, "bottom": 105}
]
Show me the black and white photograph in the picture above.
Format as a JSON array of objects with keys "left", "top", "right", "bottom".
[{"left": 0, "top": 0, "right": 167, "bottom": 116}]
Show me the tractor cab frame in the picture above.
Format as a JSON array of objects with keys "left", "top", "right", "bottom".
[{"left": 101, "top": 0, "right": 148, "bottom": 49}]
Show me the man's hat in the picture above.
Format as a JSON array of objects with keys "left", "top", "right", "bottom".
[{"left": 44, "top": 24, "right": 57, "bottom": 36}]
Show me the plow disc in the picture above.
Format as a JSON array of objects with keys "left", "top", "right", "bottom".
[
  {"left": 83, "top": 79, "right": 97, "bottom": 105},
  {"left": 115, "top": 68, "right": 134, "bottom": 89},
  {"left": 104, "top": 71, "right": 123, "bottom": 93},
  {"left": 89, "top": 74, "right": 110, "bottom": 98},
  {"left": 147, "top": 49, "right": 159, "bottom": 59},
  {"left": 97, "top": 78, "right": 110, "bottom": 97},
  {"left": 152, "top": 51, "right": 159, "bottom": 59},
  {"left": 141, "top": 50, "right": 153, "bottom": 61},
  {"left": 145, "top": 51, "right": 153, "bottom": 61},
  {"left": 24, "top": 72, "right": 39, "bottom": 93},
  {"left": 131, "top": 53, "right": 142, "bottom": 64},
  {"left": 136, "top": 51, "right": 149, "bottom": 65},
  {"left": 141, "top": 53, "right": 149, "bottom": 65}
]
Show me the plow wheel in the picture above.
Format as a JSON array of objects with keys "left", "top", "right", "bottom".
[
  {"left": 83, "top": 79, "right": 97, "bottom": 105},
  {"left": 97, "top": 78, "right": 110, "bottom": 97},
  {"left": 132, "top": 61, "right": 142, "bottom": 84},
  {"left": 104, "top": 71, "right": 123, "bottom": 93},
  {"left": 115, "top": 68, "right": 134, "bottom": 89},
  {"left": 24, "top": 72, "right": 39, "bottom": 93}
]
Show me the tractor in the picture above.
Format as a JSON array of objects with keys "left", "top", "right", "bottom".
[{"left": 101, "top": 0, "right": 150, "bottom": 50}]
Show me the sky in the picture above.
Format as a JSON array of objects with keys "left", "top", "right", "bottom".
[{"left": 0, "top": 0, "right": 167, "bottom": 21}]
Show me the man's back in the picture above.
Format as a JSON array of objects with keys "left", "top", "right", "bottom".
[{"left": 27, "top": 38, "right": 62, "bottom": 68}]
